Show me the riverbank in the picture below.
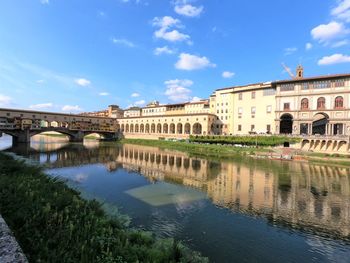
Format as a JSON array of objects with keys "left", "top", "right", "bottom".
[
  {"left": 120, "top": 138, "right": 350, "bottom": 166},
  {"left": 120, "top": 138, "right": 269, "bottom": 159},
  {"left": 0, "top": 152, "right": 207, "bottom": 263}
]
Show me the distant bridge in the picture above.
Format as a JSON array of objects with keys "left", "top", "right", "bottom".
[{"left": 0, "top": 108, "right": 119, "bottom": 143}]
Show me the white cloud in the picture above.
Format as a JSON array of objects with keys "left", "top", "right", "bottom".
[
  {"left": 332, "top": 39, "right": 349, "bottom": 47},
  {"left": 29, "top": 103, "right": 53, "bottom": 109},
  {"left": 62, "top": 105, "right": 83, "bottom": 112},
  {"left": 164, "top": 79, "right": 193, "bottom": 102},
  {"left": 112, "top": 38, "right": 136, "bottom": 48},
  {"left": 191, "top": 96, "right": 202, "bottom": 102},
  {"left": 36, "top": 79, "right": 45, "bottom": 84},
  {"left": 154, "top": 46, "right": 176, "bottom": 55},
  {"left": 222, "top": 71, "right": 235, "bottom": 78},
  {"left": 175, "top": 53, "right": 216, "bottom": 70},
  {"left": 331, "top": 0, "right": 350, "bottom": 22},
  {"left": 155, "top": 28, "right": 190, "bottom": 42},
  {"left": 152, "top": 16, "right": 180, "bottom": 29},
  {"left": 99, "top": 92, "right": 109, "bottom": 96},
  {"left": 134, "top": 100, "right": 146, "bottom": 106},
  {"left": 318, "top": 53, "right": 350, "bottom": 65},
  {"left": 75, "top": 78, "right": 91, "bottom": 87},
  {"left": 0, "top": 94, "right": 12, "bottom": 107},
  {"left": 305, "top": 43, "right": 313, "bottom": 50},
  {"left": 311, "top": 21, "right": 349, "bottom": 44},
  {"left": 284, "top": 47, "right": 298, "bottom": 55},
  {"left": 131, "top": 92, "right": 140, "bottom": 97},
  {"left": 174, "top": 4, "right": 203, "bottom": 17},
  {"left": 152, "top": 16, "right": 191, "bottom": 43},
  {"left": 40, "top": 0, "right": 49, "bottom": 4}
]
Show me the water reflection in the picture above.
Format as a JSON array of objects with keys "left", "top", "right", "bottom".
[{"left": 4, "top": 138, "right": 350, "bottom": 241}]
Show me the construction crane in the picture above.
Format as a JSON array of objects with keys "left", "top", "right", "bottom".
[{"left": 281, "top": 63, "right": 295, "bottom": 79}]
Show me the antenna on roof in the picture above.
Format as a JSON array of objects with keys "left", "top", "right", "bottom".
[{"left": 281, "top": 63, "right": 295, "bottom": 79}]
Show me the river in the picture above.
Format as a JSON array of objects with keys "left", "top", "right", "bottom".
[{"left": 1, "top": 134, "right": 350, "bottom": 263}]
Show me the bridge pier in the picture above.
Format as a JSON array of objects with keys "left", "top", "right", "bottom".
[
  {"left": 12, "top": 130, "right": 31, "bottom": 144},
  {"left": 68, "top": 131, "right": 85, "bottom": 143}
]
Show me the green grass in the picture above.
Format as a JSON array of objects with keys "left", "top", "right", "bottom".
[
  {"left": 189, "top": 135, "right": 301, "bottom": 147},
  {"left": 0, "top": 153, "right": 207, "bottom": 263},
  {"left": 120, "top": 138, "right": 270, "bottom": 159},
  {"left": 39, "top": 132, "right": 68, "bottom": 138}
]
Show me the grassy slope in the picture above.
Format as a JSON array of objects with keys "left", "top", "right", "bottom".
[{"left": 0, "top": 153, "right": 207, "bottom": 263}]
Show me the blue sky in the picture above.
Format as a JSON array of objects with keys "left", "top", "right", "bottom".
[{"left": 0, "top": 0, "right": 350, "bottom": 112}]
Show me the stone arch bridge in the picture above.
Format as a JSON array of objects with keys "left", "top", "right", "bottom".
[{"left": 0, "top": 108, "right": 119, "bottom": 144}]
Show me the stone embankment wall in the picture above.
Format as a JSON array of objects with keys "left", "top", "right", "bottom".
[{"left": 0, "top": 215, "right": 27, "bottom": 263}]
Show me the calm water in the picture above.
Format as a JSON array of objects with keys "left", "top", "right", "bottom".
[{"left": 1, "top": 134, "right": 350, "bottom": 263}]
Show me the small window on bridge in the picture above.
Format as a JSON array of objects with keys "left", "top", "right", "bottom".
[{"left": 6, "top": 113, "right": 10, "bottom": 116}]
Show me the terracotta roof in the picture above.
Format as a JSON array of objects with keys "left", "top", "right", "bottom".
[{"left": 273, "top": 73, "right": 350, "bottom": 84}]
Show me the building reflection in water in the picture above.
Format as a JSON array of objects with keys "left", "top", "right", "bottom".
[{"left": 6, "top": 140, "right": 350, "bottom": 239}]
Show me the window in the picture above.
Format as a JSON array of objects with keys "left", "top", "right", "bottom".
[
  {"left": 251, "top": 125, "right": 255, "bottom": 131},
  {"left": 238, "top": 125, "right": 242, "bottom": 131},
  {"left": 314, "top": 80, "right": 331, "bottom": 89},
  {"left": 266, "top": 105, "right": 272, "bottom": 113},
  {"left": 217, "top": 110, "right": 219, "bottom": 114},
  {"left": 251, "top": 91, "right": 256, "bottom": 99},
  {"left": 280, "top": 84, "right": 294, "bottom": 92},
  {"left": 266, "top": 125, "right": 271, "bottom": 132},
  {"left": 283, "top": 103, "right": 290, "bottom": 110},
  {"left": 301, "top": 83, "right": 309, "bottom": 90},
  {"left": 334, "top": 96, "right": 343, "bottom": 109},
  {"left": 333, "top": 79, "right": 345, "bottom": 87},
  {"left": 317, "top": 97, "right": 326, "bottom": 109},
  {"left": 238, "top": 107, "right": 243, "bottom": 114},
  {"left": 263, "top": 88, "right": 276, "bottom": 96},
  {"left": 238, "top": 93, "right": 243, "bottom": 100},
  {"left": 301, "top": 98, "right": 309, "bottom": 110},
  {"left": 251, "top": 107, "right": 256, "bottom": 114},
  {"left": 225, "top": 109, "right": 228, "bottom": 113}
]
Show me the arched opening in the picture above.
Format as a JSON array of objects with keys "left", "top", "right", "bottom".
[
  {"left": 279, "top": 114, "right": 293, "bottom": 134},
  {"left": 169, "top": 123, "right": 175, "bottom": 134},
  {"left": 151, "top": 123, "right": 156, "bottom": 133},
  {"left": 334, "top": 96, "right": 343, "bottom": 109},
  {"left": 40, "top": 120, "right": 49, "bottom": 128},
  {"left": 116, "top": 124, "right": 121, "bottom": 132},
  {"left": 192, "top": 123, "right": 202, "bottom": 135},
  {"left": 145, "top": 123, "right": 150, "bottom": 133},
  {"left": 157, "top": 123, "right": 162, "bottom": 133},
  {"left": 50, "top": 121, "right": 59, "bottom": 128},
  {"left": 135, "top": 124, "right": 139, "bottom": 133},
  {"left": 177, "top": 123, "right": 183, "bottom": 134},
  {"left": 312, "top": 113, "right": 329, "bottom": 135},
  {"left": 184, "top": 123, "right": 191, "bottom": 134},
  {"left": 140, "top": 124, "right": 144, "bottom": 133},
  {"left": 301, "top": 98, "right": 309, "bottom": 110},
  {"left": 61, "top": 122, "right": 68, "bottom": 128},
  {"left": 163, "top": 123, "right": 168, "bottom": 134},
  {"left": 130, "top": 124, "right": 134, "bottom": 133},
  {"left": 125, "top": 124, "right": 129, "bottom": 133},
  {"left": 121, "top": 124, "right": 125, "bottom": 132}
]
